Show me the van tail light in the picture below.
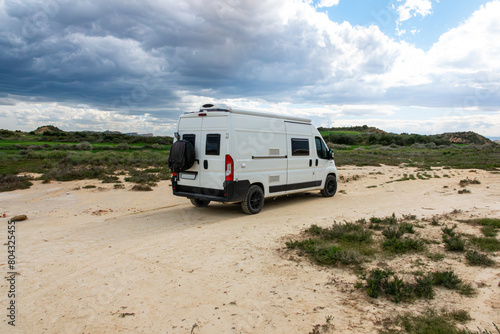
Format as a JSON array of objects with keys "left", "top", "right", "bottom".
[{"left": 225, "top": 154, "right": 234, "bottom": 181}]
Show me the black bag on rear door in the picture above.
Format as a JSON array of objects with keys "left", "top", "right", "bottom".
[{"left": 168, "top": 139, "right": 195, "bottom": 172}]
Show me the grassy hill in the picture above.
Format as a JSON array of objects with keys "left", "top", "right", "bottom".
[{"left": 319, "top": 126, "right": 496, "bottom": 147}]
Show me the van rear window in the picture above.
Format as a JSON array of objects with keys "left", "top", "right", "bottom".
[
  {"left": 206, "top": 134, "right": 221, "bottom": 155},
  {"left": 291, "top": 138, "right": 309, "bottom": 156},
  {"left": 183, "top": 134, "right": 195, "bottom": 148}
]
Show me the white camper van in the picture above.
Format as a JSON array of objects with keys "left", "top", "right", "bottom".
[{"left": 169, "top": 103, "right": 338, "bottom": 214}]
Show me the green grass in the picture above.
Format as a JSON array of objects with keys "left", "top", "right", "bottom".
[
  {"left": 380, "top": 308, "right": 476, "bottom": 334},
  {"left": 333, "top": 145, "right": 500, "bottom": 170},
  {"left": 286, "top": 222, "right": 375, "bottom": 266},
  {"left": 382, "top": 237, "right": 426, "bottom": 254},
  {"left": 470, "top": 237, "right": 500, "bottom": 252},
  {"left": 363, "top": 268, "right": 474, "bottom": 303},
  {"left": 443, "top": 235, "right": 466, "bottom": 252},
  {"left": 461, "top": 218, "right": 500, "bottom": 237},
  {"left": 321, "top": 130, "right": 364, "bottom": 136},
  {"left": 364, "top": 268, "right": 475, "bottom": 303},
  {"left": 465, "top": 250, "right": 495, "bottom": 267}
]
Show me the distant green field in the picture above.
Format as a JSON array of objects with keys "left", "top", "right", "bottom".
[
  {"left": 321, "top": 130, "right": 363, "bottom": 136},
  {"left": 0, "top": 140, "right": 150, "bottom": 147}
]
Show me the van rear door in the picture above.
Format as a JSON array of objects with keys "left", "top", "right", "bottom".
[
  {"left": 199, "top": 115, "right": 227, "bottom": 194},
  {"left": 177, "top": 116, "right": 202, "bottom": 188}
]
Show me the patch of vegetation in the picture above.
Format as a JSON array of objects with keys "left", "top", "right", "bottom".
[
  {"left": 465, "top": 250, "right": 495, "bottom": 267},
  {"left": 369, "top": 213, "right": 399, "bottom": 230},
  {"left": 0, "top": 174, "right": 33, "bottom": 192},
  {"left": 442, "top": 226, "right": 466, "bottom": 252},
  {"left": 131, "top": 184, "right": 153, "bottom": 191},
  {"left": 458, "top": 189, "right": 471, "bottom": 194},
  {"left": 427, "top": 253, "right": 445, "bottom": 262},
  {"left": 459, "top": 178, "right": 481, "bottom": 187},
  {"left": 101, "top": 175, "right": 120, "bottom": 183},
  {"left": 41, "top": 166, "right": 109, "bottom": 182},
  {"left": 333, "top": 145, "right": 500, "bottom": 170},
  {"left": 286, "top": 222, "right": 375, "bottom": 266},
  {"left": 443, "top": 235, "right": 466, "bottom": 252},
  {"left": 470, "top": 237, "right": 500, "bottom": 252},
  {"left": 380, "top": 308, "right": 475, "bottom": 334},
  {"left": 382, "top": 237, "right": 425, "bottom": 254},
  {"left": 124, "top": 172, "right": 160, "bottom": 185},
  {"left": 286, "top": 239, "right": 363, "bottom": 266},
  {"left": 363, "top": 268, "right": 475, "bottom": 303},
  {"left": 461, "top": 218, "right": 500, "bottom": 237}
]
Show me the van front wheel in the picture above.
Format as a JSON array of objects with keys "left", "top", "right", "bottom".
[
  {"left": 321, "top": 175, "right": 337, "bottom": 197},
  {"left": 190, "top": 198, "right": 210, "bottom": 207},
  {"left": 241, "top": 185, "right": 264, "bottom": 214}
]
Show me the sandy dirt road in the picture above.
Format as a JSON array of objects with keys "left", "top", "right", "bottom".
[{"left": 0, "top": 165, "right": 499, "bottom": 333}]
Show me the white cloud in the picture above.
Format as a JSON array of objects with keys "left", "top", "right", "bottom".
[
  {"left": 317, "top": 0, "right": 339, "bottom": 8},
  {"left": 397, "top": 0, "right": 434, "bottom": 23}
]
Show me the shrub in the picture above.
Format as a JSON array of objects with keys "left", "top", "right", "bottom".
[
  {"left": 76, "top": 142, "right": 93, "bottom": 150},
  {"left": 443, "top": 235, "right": 466, "bottom": 252},
  {"left": 116, "top": 143, "right": 131, "bottom": 150},
  {"left": 42, "top": 166, "right": 108, "bottom": 181},
  {"left": 131, "top": 184, "right": 153, "bottom": 191},
  {"left": 465, "top": 250, "right": 495, "bottom": 267},
  {"left": 124, "top": 173, "right": 160, "bottom": 185},
  {"left": 470, "top": 237, "right": 500, "bottom": 252},
  {"left": 381, "top": 308, "right": 473, "bottom": 334},
  {"left": 431, "top": 270, "right": 461, "bottom": 289},
  {"left": 101, "top": 175, "right": 120, "bottom": 183},
  {"left": 305, "top": 223, "right": 373, "bottom": 243},
  {"left": 0, "top": 174, "right": 33, "bottom": 192},
  {"left": 382, "top": 237, "right": 425, "bottom": 254}
]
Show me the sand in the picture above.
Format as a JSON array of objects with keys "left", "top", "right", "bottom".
[{"left": 0, "top": 165, "right": 499, "bottom": 333}]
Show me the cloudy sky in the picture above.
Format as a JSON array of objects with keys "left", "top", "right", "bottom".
[{"left": 1, "top": 0, "right": 499, "bottom": 137}]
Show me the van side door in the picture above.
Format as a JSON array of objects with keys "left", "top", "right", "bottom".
[{"left": 285, "top": 122, "right": 315, "bottom": 191}]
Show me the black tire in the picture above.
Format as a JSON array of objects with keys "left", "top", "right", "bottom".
[
  {"left": 241, "top": 185, "right": 264, "bottom": 214},
  {"left": 168, "top": 140, "right": 195, "bottom": 172},
  {"left": 321, "top": 175, "right": 337, "bottom": 197},
  {"left": 190, "top": 198, "right": 210, "bottom": 207}
]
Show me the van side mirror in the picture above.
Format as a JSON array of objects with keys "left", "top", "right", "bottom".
[{"left": 328, "top": 148, "right": 334, "bottom": 159}]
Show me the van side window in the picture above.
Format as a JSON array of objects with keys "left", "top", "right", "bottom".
[
  {"left": 291, "top": 138, "right": 309, "bottom": 156},
  {"left": 183, "top": 134, "right": 195, "bottom": 148},
  {"left": 206, "top": 134, "right": 221, "bottom": 155},
  {"left": 315, "top": 137, "right": 328, "bottom": 159}
]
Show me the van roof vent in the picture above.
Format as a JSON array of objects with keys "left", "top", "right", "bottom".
[{"left": 199, "top": 103, "right": 231, "bottom": 112}]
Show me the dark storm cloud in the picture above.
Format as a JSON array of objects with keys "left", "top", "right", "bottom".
[{"left": 0, "top": 0, "right": 404, "bottom": 117}]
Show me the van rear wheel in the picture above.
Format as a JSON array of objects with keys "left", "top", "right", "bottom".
[
  {"left": 241, "top": 185, "right": 264, "bottom": 214},
  {"left": 190, "top": 198, "right": 210, "bottom": 207},
  {"left": 321, "top": 175, "right": 337, "bottom": 197}
]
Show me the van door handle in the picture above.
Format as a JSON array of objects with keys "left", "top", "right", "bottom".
[
  {"left": 315, "top": 159, "right": 318, "bottom": 166},
  {"left": 309, "top": 159, "right": 312, "bottom": 167},
  {"left": 203, "top": 160, "right": 208, "bottom": 169}
]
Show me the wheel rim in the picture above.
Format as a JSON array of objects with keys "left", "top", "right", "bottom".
[
  {"left": 249, "top": 191, "right": 262, "bottom": 210},
  {"left": 326, "top": 179, "right": 336, "bottom": 194}
]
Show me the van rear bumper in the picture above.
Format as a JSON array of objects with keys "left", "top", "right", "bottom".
[{"left": 172, "top": 179, "right": 250, "bottom": 203}]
